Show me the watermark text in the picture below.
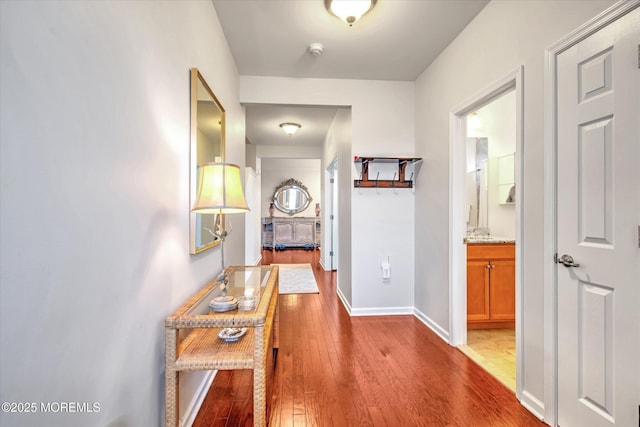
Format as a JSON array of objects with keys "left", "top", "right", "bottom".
[{"left": 2, "top": 401, "right": 101, "bottom": 414}]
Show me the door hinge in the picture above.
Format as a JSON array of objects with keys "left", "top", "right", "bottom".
[
  {"left": 330, "top": 178, "right": 335, "bottom": 184},
  {"left": 330, "top": 214, "right": 334, "bottom": 220},
  {"left": 330, "top": 251, "right": 334, "bottom": 256}
]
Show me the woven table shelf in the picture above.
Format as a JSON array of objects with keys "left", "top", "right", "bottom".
[
  {"left": 176, "top": 328, "right": 255, "bottom": 370},
  {"left": 165, "top": 265, "right": 279, "bottom": 427}
]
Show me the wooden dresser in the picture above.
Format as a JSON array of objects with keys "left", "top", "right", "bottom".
[
  {"left": 262, "top": 217, "right": 320, "bottom": 250},
  {"left": 467, "top": 243, "right": 515, "bottom": 329}
]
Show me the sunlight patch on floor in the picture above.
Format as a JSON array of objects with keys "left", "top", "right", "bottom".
[{"left": 458, "top": 329, "right": 516, "bottom": 392}]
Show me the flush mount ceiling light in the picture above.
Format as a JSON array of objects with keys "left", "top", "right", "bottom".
[
  {"left": 279, "top": 122, "right": 301, "bottom": 136},
  {"left": 325, "top": 0, "right": 376, "bottom": 27}
]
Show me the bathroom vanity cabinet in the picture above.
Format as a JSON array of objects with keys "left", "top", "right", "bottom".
[{"left": 467, "top": 243, "right": 515, "bottom": 329}]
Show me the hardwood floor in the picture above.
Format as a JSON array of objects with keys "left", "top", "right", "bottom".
[{"left": 193, "top": 249, "right": 544, "bottom": 426}]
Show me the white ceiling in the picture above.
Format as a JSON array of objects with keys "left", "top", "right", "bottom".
[
  {"left": 245, "top": 104, "right": 341, "bottom": 146},
  {"left": 212, "top": 0, "right": 489, "bottom": 149}
]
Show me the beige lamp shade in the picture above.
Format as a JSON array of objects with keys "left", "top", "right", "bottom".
[{"left": 192, "top": 162, "right": 249, "bottom": 214}]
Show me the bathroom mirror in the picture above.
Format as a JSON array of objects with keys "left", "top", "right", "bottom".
[
  {"left": 272, "top": 178, "right": 312, "bottom": 215},
  {"left": 497, "top": 153, "right": 515, "bottom": 204},
  {"left": 466, "top": 137, "right": 488, "bottom": 228},
  {"left": 189, "top": 68, "right": 225, "bottom": 254}
]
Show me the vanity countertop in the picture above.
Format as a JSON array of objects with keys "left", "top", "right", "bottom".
[{"left": 466, "top": 236, "right": 515, "bottom": 244}]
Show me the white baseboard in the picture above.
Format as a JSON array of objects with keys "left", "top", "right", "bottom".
[
  {"left": 180, "top": 370, "right": 216, "bottom": 427},
  {"left": 413, "top": 307, "right": 450, "bottom": 343},
  {"left": 520, "top": 390, "right": 545, "bottom": 422},
  {"left": 336, "top": 286, "right": 352, "bottom": 314},
  {"left": 350, "top": 306, "right": 414, "bottom": 316}
]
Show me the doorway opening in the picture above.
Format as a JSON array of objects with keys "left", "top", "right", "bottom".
[
  {"left": 244, "top": 103, "right": 350, "bottom": 279},
  {"left": 459, "top": 91, "right": 517, "bottom": 391},
  {"left": 449, "top": 67, "right": 524, "bottom": 397}
]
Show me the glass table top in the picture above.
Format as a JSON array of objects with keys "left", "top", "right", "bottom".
[{"left": 170, "top": 266, "right": 275, "bottom": 325}]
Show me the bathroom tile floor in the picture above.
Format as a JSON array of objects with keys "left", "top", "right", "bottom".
[{"left": 458, "top": 328, "right": 516, "bottom": 392}]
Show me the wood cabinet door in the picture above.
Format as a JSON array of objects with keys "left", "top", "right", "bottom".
[
  {"left": 488, "top": 259, "right": 515, "bottom": 321},
  {"left": 293, "top": 221, "right": 314, "bottom": 243},
  {"left": 274, "top": 223, "right": 294, "bottom": 244},
  {"left": 467, "top": 260, "right": 490, "bottom": 321}
]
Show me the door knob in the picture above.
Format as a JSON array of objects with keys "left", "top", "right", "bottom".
[{"left": 557, "top": 254, "right": 580, "bottom": 268}]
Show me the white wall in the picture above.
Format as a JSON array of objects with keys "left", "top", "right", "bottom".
[
  {"left": 413, "top": 0, "right": 615, "bottom": 416},
  {"left": 0, "top": 1, "right": 245, "bottom": 426},
  {"left": 256, "top": 144, "right": 322, "bottom": 160},
  {"left": 240, "top": 77, "right": 415, "bottom": 312},
  {"left": 245, "top": 167, "right": 261, "bottom": 266},
  {"left": 322, "top": 109, "right": 351, "bottom": 283},
  {"left": 245, "top": 141, "right": 257, "bottom": 171},
  {"left": 261, "top": 158, "right": 321, "bottom": 218},
  {"left": 475, "top": 90, "right": 516, "bottom": 239}
]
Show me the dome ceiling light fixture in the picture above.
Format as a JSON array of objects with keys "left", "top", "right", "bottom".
[
  {"left": 325, "top": 0, "right": 376, "bottom": 27},
  {"left": 279, "top": 122, "right": 301, "bottom": 136}
]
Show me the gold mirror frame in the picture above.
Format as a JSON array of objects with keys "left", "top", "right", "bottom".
[{"left": 189, "top": 68, "right": 225, "bottom": 254}]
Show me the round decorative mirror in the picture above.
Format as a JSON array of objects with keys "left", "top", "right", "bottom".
[{"left": 272, "top": 178, "right": 312, "bottom": 215}]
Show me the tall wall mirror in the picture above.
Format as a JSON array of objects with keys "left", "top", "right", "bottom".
[
  {"left": 189, "top": 68, "right": 225, "bottom": 254},
  {"left": 272, "top": 178, "right": 312, "bottom": 215},
  {"left": 466, "top": 137, "right": 488, "bottom": 229}
]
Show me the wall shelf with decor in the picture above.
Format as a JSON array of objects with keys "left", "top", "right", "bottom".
[{"left": 353, "top": 156, "right": 422, "bottom": 188}]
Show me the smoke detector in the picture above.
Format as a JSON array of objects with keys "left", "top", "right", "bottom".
[{"left": 308, "top": 43, "right": 324, "bottom": 57}]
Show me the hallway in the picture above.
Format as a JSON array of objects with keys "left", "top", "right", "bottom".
[{"left": 193, "top": 250, "right": 543, "bottom": 426}]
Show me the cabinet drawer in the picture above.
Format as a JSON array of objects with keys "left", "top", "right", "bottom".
[{"left": 467, "top": 243, "right": 514, "bottom": 260}]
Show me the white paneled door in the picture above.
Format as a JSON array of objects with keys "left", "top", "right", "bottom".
[{"left": 556, "top": 6, "right": 639, "bottom": 427}]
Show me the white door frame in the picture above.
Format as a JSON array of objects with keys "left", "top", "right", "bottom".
[
  {"left": 324, "top": 156, "right": 339, "bottom": 271},
  {"left": 543, "top": 1, "right": 639, "bottom": 425},
  {"left": 449, "top": 66, "right": 525, "bottom": 393}
]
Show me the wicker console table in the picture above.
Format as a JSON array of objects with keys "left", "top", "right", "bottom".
[{"left": 165, "top": 265, "right": 279, "bottom": 427}]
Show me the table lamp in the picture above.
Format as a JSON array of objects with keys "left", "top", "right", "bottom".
[{"left": 192, "top": 162, "right": 249, "bottom": 294}]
